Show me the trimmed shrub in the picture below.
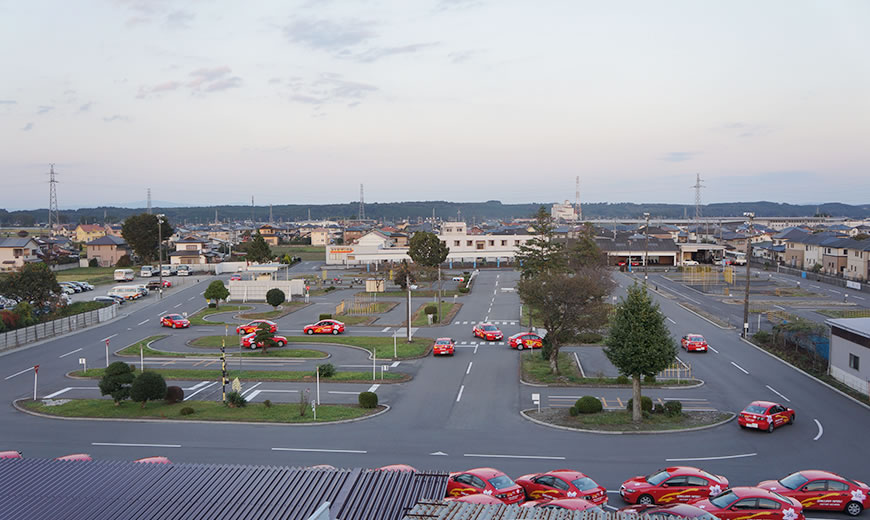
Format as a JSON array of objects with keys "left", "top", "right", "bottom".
[
  {"left": 88, "top": 258, "right": 99, "bottom": 267},
  {"left": 644, "top": 374, "right": 657, "bottom": 384},
  {"left": 574, "top": 396, "right": 603, "bottom": 414},
  {"left": 616, "top": 375, "right": 629, "bottom": 385},
  {"left": 458, "top": 287, "right": 469, "bottom": 294},
  {"left": 424, "top": 304, "right": 437, "bottom": 315},
  {"left": 226, "top": 391, "right": 247, "bottom": 408},
  {"left": 664, "top": 400, "right": 683, "bottom": 417},
  {"left": 130, "top": 371, "right": 167, "bottom": 408},
  {"left": 318, "top": 363, "right": 336, "bottom": 378},
  {"left": 266, "top": 288, "right": 286, "bottom": 309},
  {"left": 753, "top": 330, "right": 772, "bottom": 345},
  {"left": 98, "top": 361, "right": 135, "bottom": 405},
  {"left": 626, "top": 396, "right": 653, "bottom": 413},
  {"left": 576, "top": 332, "right": 604, "bottom": 344},
  {"left": 652, "top": 403, "right": 665, "bottom": 414},
  {"left": 263, "top": 399, "right": 272, "bottom": 408},
  {"left": 319, "top": 313, "right": 333, "bottom": 320},
  {"left": 164, "top": 385, "right": 184, "bottom": 404},
  {"left": 569, "top": 406, "right": 580, "bottom": 416},
  {"left": 358, "top": 391, "right": 378, "bottom": 409},
  {"left": 324, "top": 286, "right": 336, "bottom": 292},
  {"left": 179, "top": 406, "right": 195, "bottom": 416}
]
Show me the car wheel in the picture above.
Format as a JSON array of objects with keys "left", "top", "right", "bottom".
[
  {"left": 845, "top": 501, "right": 863, "bottom": 516},
  {"left": 516, "top": 343, "right": 523, "bottom": 350},
  {"left": 767, "top": 423, "right": 775, "bottom": 433},
  {"left": 250, "top": 344, "right": 257, "bottom": 350},
  {"left": 789, "top": 413, "right": 795, "bottom": 424},
  {"left": 276, "top": 340, "right": 285, "bottom": 347},
  {"left": 172, "top": 323, "right": 177, "bottom": 329},
  {"left": 638, "top": 495, "right": 654, "bottom": 505},
  {"left": 332, "top": 329, "right": 339, "bottom": 335},
  {"left": 307, "top": 329, "right": 314, "bottom": 335}
]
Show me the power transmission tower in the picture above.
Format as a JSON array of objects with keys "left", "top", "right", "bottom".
[
  {"left": 251, "top": 196, "right": 254, "bottom": 224},
  {"left": 691, "top": 174, "right": 704, "bottom": 243},
  {"left": 575, "top": 175, "right": 582, "bottom": 221},
  {"left": 47, "top": 164, "right": 59, "bottom": 231},
  {"left": 358, "top": 184, "right": 365, "bottom": 221},
  {"left": 269, "top": 204, "right": 273, "bottom": 224},
  {"left": 147, "top": 188, "right": 152, "bottom": 214}
]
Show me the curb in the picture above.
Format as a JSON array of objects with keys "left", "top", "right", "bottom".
[
  {"left": 117, "top": 336, "right": 331, "bottom": 362},
  {"left": 519, "top": 408, "right": 736, "bottom": 435},
  {"left": 738, "top": 337, "right": 870, "bottom": 412},
  {"left": 13, "top": 398, "right": 391, "bottom": 427},
  {"left": 677, "top": 303, "right": 733, "bottom": 330},
  {"left": 64, "top": 369, "right": 411, "bottom": 384}
]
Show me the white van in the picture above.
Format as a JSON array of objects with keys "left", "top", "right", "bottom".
[
  {"left": 161, "top": 264, "right": 175, "bottom": 277},
  {"left": 114, "top": 269, "right": 135, "bottom": 282},
  {"left": 140, "top": 266, "right": 154, "bottom": 277},
  {"left": 176, "top": 265, "right": 191, "bottom": 276},
  {"left": 108, "top": 285, "right": 143, "bottom": 300}
]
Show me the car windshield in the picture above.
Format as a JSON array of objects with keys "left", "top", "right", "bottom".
[
  {"left": 744, "top": 405, "right": 768, "bottom": 414},
  {"left": 698, "top": 470, "right": 720, "bottom": 482},
  {"left": 166, "top": 315, "right": 181, "bottom": 320},
  {"left": 709, "top": 491, "right": 737, "bottom": 508},
  {"left": 436, "top": 340, "right": 451, "bottom": 345},
  {"left": 647, "top": 471, "right": 671, "bottom": 485},
  {"left": 483, "top": 325, "right": 498, "bottom": 331},
  {"left": 488, "top": 475, "right": 515, "bottom": 490},
  {"left": 572, "top": 477, "right": 599, "bottom": 491},
  {"left": 778, "top": 472, "right": 809, "bottom": 490},
  {"left": 689, "top": 335, "right": 704, "bottom": 341}
]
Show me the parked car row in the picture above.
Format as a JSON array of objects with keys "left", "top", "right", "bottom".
[
  {"left": 225, "top": 319, "right": 346, "bottom": 350},
  {"left": 1, "top": 451, "right": 170, "bottom": 464},
  {"left": 58, "top": 281, "right": 95, "bottom": 294},
  {"left": 106, "top": 280, "right": 172, "bottom": 302}
]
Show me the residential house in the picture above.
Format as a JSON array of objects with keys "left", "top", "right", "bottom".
[
  {"left": 257, "top": 224, "right": 281, "bottom": 246},
  {"left": 310, "top": 228, "right": 331, "bottom": 246},
  {"left": 821, "top": 237, "right": 853, "bottom": 276},
  {"left": 86, "top": 235, "right": 131, "bottom": 267},
  {"left": 75, "top": 224, "right": 106, "bottom": 243},
  {"left": 104, "top": 224, "right": 123, "bottom": 237},
  {"left": 343, "top": 226, "right": 368, "bottom": 244},
  {"left": 845, "top": 239, "right": 870, "bottom": 282},
  {"left": 826, "top": 318, "right": 870, "bottom": 398},
  {"left": 169, "top": 236, "right": 220, "bottom": 265},
  {"left": 0, "top": 237, "right": 42, "bottom": 272}
]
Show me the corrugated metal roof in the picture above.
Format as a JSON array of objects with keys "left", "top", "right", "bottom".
[
  {"left": 0, "top": 459, "right": 448, "bottom": 520},
  {"left": 405, "top": 501, "right": 683, "bottom": 520}
]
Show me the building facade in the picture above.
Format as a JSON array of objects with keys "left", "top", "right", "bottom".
[
  {"left": 0, "top": 237, "right": 41, "bottom": 272},
  {"left": 827, "top": 318, "right": 870, "bottom": 397},
  {"left": 85, "top": 235, "right": 131, "bottom": 267}
]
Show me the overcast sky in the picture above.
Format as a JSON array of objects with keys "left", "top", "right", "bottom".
[{"left": 1, "top": 0, "right": 868, "bottom": 210}]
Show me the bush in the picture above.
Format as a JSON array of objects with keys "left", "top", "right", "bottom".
[
  {"left": 263, "top": 399, "right": 272, "bottom": 408},
  {"left": 753, "top": 330, "right": 772, "bottom": 345},
  {"left": 644, "top": 374, "right": 657, "bottom": 384},
  {"left": 626, "top": 396, "right": 653, "bottom": 413},
  {"left": 164, "top": 386, "right": 184, "bottom": 404},
  {"left": 226, "top": 391, "right": 247, "bottom": 408},
  {"left": 324, "top": 286, "right": 336, "bottom": 292},
  {"left": 98, "top": 361, "right": 135, "bottom": 405},
  {"left": 130, "top": 371, "right": 167, "bottom": 408},
  {"left": 115, "top": 255, "right": 132, "bottom": 267},
  {"left": 652, "top": 403, "right": 665, "bottom": 414},
  {"left": 208, "top": 302, "right": 216, "bottom": 308},
  {"left": 458, "top": 287, "right": 469, "bottom": 294},
  {"left": 576, "top": 332, "right": 604, "bottom": 344},
  {"left": 88, "top": 258, "right": 99, "bottom": 267},
  {"left": 266, "top": 288, "right": 286, "bottom": 309},
  {"left": 319, "top": 313, "right": 333, "bottom": 320},
  {"left": 318, "top": 363, "right": 336, "bottom": 378},
  {"left": 179, "top": 406, "right": 195, "bottom": 416},
  {"left": 616, "top": 375, "right": 629, "bottom": 385},
  {"left": 358, "top": 391, "right": 378, "bottom": 408},
  {"left": 574, "top": 396, "right": 603, "bottom": 414},
  {"left": 424, "top": 304, "right": 437, "bottom": 315},
  {"left": 664, "top": 400, "right": 683, "bottom": 417},
  {"left": 569, "top": 406, "right": 580, "bottom": 416}
]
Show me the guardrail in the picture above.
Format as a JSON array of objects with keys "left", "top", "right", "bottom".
[{"left": 0, "top": 304, "right": 118, "bottom": 352}]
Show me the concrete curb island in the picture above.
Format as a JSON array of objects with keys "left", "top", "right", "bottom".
[{"left": 519, "top": 408, "right": 736, "bottom": 435}]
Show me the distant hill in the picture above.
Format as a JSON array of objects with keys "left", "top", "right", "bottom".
[{"left": 1, "top": 200, "right": 867, "bottom": 227}]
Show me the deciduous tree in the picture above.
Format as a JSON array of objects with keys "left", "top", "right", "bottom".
[
  {"left": 0, "top": 262, "right": 60, "bottom": 310},
  {"left": 203, "top": 280, "right": 230, "bottom": 308},
  {"left": 121, "top": 213, "right": 174, "bottom": 263},
  {"left": 408, "top": 231, "right": 449, "bottom": 323},
  {"left": 253, "top": 322, "right": 277, "bottom": 353},
  {"left": 247, "top": 232, "right": 272, "bottom": 263}
]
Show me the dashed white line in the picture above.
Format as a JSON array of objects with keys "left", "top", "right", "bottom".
[
  {"left": 853, "top": 295, "right": 865, "bottom": 300},
  {"left": 765, "top": 385, "right": 790, "bottom": 402},
  {"left": 466, "top": 362, "right": 473, "bottom": 375},
  {"left": 59, "top": 348, "right": 83, "bottom": 358},
  {"left": 188, "top": 296, "right": 196, "bottom": 301},
  {"left": 240, "top": 382, "right": 262, "bottom": 397},
  {"left": 327, "top": 391, "right": 360, "bottom": 395},
  {"left": 813, "top": 419, "right": 824, "bottom": 441},
  {"left": 464, "top": 453, "right": 566, "bottom": 460},
  {"left": 666, "top": 318, "right": 676, "bottom": 324},
  {"left": 810, "top": 284, "right": 821, "bottom": 289},
  {"left": 173, "top": 303, "right": 182, "bottom": 308},
  {"left": 137, "top": 319, "right": 149, "bottom": 326},
  {"left": 4, "top": 367, "right": 34, "bottom": 380},
  {"left": 708, "top": 345, "right": 719, "bottom": 354},
  {"left": 730, "top": 361, "right": 749, "bottom": 375},
  {"left": 456, "top": 385, "right": 465, "bottom": 402},
  {"left": 101, "top": 334, "right": 118, "bottom": 342},
  {"left": 666, "top": 452, "right": 756, "bottom": 462},
  {"left": 368, "top": 384, "right": 380, "bottom": 393},
  {"left": 272, "top": 447, "right": 367, "bottom": 454},
  {"left": 184, "top": 381, "right": 218, "bottom": 400},
  {"left": 381, "top": 327, "right": 391, "bottom": 332},
  {"left": 93, "top": 442, "right": 181, "bottom": 448}
]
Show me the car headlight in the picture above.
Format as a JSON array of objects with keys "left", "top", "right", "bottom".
[{"left": 624, "top": 488, "right": 637, "bottom": 493}]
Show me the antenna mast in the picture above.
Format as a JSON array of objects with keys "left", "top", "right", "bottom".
[
  {"left": 48, "top": 164, "right": 59, "bottom": 231},
  {"left": 358, "top": 184, "right": 366, "bottom": 221},
  {"left": 692, "top": 173, "right": 704, "bottom": 243}
]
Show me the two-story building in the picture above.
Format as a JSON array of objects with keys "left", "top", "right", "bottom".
[
  {"left": 86, "top": 235, "right": 131, "bottom": 267},
  {"left": 75, "top": 224, "right": 106, "bottom": 243},
  {"left": 310, "top": 228, "right": 331, "bottom": 246},
  {"left": 821, "top": 237, "right": 853, "bottom": 277},
  {"left": 845, "top": 240, "right": 870, "bottom": 282},
  {"left": 169, "top": 236, "right": 220, "bottom": 265},
  {"left": 257, "top": 225, "right": 281, "bottom": 246},
  {"left": 0, "top": 237, "right": 42, "bottom": 272}
]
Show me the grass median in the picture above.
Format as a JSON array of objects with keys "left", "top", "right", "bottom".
[
  {"left": 521, "top": 351, "right": 698, "bottom": 387},
  {"left": 527, "top": 408, "right": 732, "bottom": 432},
  {"left": 411, "top": 302, "right": 461, "bottom": 327},
  {"left": 238, "top": 302, "right": 309, "bottom": 320},
  {"left": 120, "top": 335, "right": 325, "bottom": 359},
  {"left": 72, "top": 367, "right": 407, "bottom": 383},
  {"left": 188, "top": 305, "right": 254, "bottom": 326},
  {"left": 22, "top": 399, "right": 381, "bottom": 424},
  {"left": 192, "top": 334, "right": 431, "bottom": 359}
]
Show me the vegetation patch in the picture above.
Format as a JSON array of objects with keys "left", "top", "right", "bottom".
[
  {"left": 411, "top": 302, "right": 461, "bottom": 326},
  {"left": 521, "top": 352, "right": 697, "bottom": 387},
  {"left": 117, "top": 335, "right": 176, "bottom": 357},
  {"left": 336, "top": 315, "right": 378, "bottom": 326},
  {"left": 238, "top": 302, "right": 309, "bottom": 320},
  {"left": 283, "top": 335, "right": 431, "bottom": 359},
  {"left": 49, "top": 300, "right": 111, "bottom": 319},
  {"left": 187, "top": 305, "right": 254, "bottom": 326},
  {"left": 55, "top": 266, "right": 119, "bottom": 286},
  {"left": 73, "top": 367, "right": 408, "bottom": 383},
  {"left": 22, "top": 399, "right": 382, "bottom": 423},
  {"left": 528, "top": 408, "right": 732, "bottom": 432}
]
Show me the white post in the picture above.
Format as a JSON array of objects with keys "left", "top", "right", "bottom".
[
  {"left": 372, "top": 348, "right": 376, "bottom": 381},
  {"left": 393, "top": 330, "right": 397, "bottom": 359},
  {"left": 757, "top": 313, "right": 761, "bottom": 333},
  {"left": 33, "top": 366, "right": 38, "bottom": 400},
  {"left": 312, "top": 400, "right": 316, "bottom": 421},
  {"left": 105, "top": 339, "right": 109, "bottom": 368},
  {"left": 316, "top": 366, "right": 320, "bottom": 405},
  {"left": 140, "top": 345, "right": 144, "bottom": 372},
  {"left": 381, "top": 365, "right": 385, "bottom": 380}
]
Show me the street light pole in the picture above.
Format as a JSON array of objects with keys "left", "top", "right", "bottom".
[
  {"left": 643, "top": 212, "right": 650, "bottom": 285},
  {"left": 157, "top": 214, "right": 164, "bottom": 299},
  {"left": 742, "top": 212, "right": 754, "bottom": 338}
]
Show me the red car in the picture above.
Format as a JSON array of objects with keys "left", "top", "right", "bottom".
[
  {"left": 473, "top": 323, "right": 503, "bottom": 341},
  {"left": 433, "top": 338, "right": 455, "bottom": 356},
  {"left": 0, "top": 450, "right": 22, "bottom": 459},
  {"left": 229, "top": 274, "right": 242, "bottom": 281},
  {"left": 376, "top": 464, "right": 418, "bottom": 472},
  {"left": 134, "top": 456, "right": 172, "bottom": 464},
  {"left": 509, "top": 332, "right": 543, "bottom": 350},
  {"left": 237, "top": 320, "right": 277, "bottom": 334},
  {"left": 620, "top": 466, "right": 730, "bottom": 505},
  {"left": 620, "top": 503, "right": 721, "bottom": 520},
  {"left": 693, "top": 487, "right": 804, "bottom": 520},
  {"left": 241, "top": 332, "right": 287, "bottom": 349},
  {"left": 757, "top": 470, "right": 870, "bottom": 516},
  {"left": 446, "top": 467, "right": 525, "bottom": 505},
  {"left": 160, "top": 314, "right": 190, "bottom": 329},
  {"left": 681, "top": 334, "right": 709, "bottom": 353},
  {"left": 55, "top": 453, "right": 92, "bottom": 462},
  {"left": 303, "top": 319, "right": 345, "bottom": 335},
  {"left": 738, "top": 401, "right": 795, "bottom": 432},
  {"left": 516, "top": 469, "right": 607, "bottom": 504},
  {"left": 521, "top": 498, "right": 603, "bottom": 512}
]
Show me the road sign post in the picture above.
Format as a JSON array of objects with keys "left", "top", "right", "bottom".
[
  {"left": 105, "top": 339, "right": 110, "bottom": 368},
  {"left": 221, "top": 342, "right": 227, "bottom": 403},
  {"left": 79, "top": 357, "right": 87, "bottom": 374},
  {"left": 33, "top": 365, "right": 39, "bottom": 400},
  {"left": 532, "top": 392, "right": 540, "bottom": 413}
]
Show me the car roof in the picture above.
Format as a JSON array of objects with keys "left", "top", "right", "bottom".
[
  {"left": 795, "top": 470, "right": 844, "bottom": 480},
  {"left": 686, "top": 334, "right": 705, "bottom": 338},
  {"left": 463, "top": 467, "right": 506, "bottom": 479},
  {"left": 250, "top": 319, "right": 275, "bottom": 324},
  {"left": 728, "top": 486, "right": 784, "bottom": 499},
  {"left": 548, "top": 470, "right": 588, "bottom": 480},
  {"left": 163, "top": 314, "right": 183, "bottom": 319},
  {"left": 746, "top": 400, "right": 778, "bottom": 408},
  {"left": 664, "top": 466, "right": 710, "bottom": 475},
  {"left": 435, "top": 337, "right": 453, "bottom": 342}
]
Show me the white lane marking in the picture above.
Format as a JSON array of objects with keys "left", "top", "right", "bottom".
[
  {"left": 661, "top": 398, "right": 708, "bottom": 401},
  {"left": 666, "top": 452, "right": 756, "bottom": 462},
  {"left": 852, "top": 295, "right": 865, "bottom": 300},
  {"left": 4, "top": 367, "right": 34, "bottom": 380},
  {"left": 813, "top": 419, "right": 824, "bottom": 441},
  {"left": 101, "top": 333, "right": 118, "bottom": 342},
  {"left": 137, "top": 319, "right": 149, "bottom": 326},
  {"left": 157, "top": 311, "right": 168, "bottom": 317},
  {"left": 810, "top": 284, "right": 821, "bottom": 288},
  {"left": 667, "top": 317, "right": 676, "bottom": 324},
  {"left": 92, "top": 442, "right": 181, "bottom": 448},
  {"left": 368, "top": 383, "right": 380, "bottom": 392},
  {"left": 473, "top": 344, "right": 478, "bottom": 354},
  {"left": 456, "top": 385, "right": 465, "bottom": 402},
  {"left": 464, "top": 453, "right": 566, "bottom": 460},
  {"left": 774, "top": 305, "right": 786, "bottom": 310},
  {"left": 676, "top": 357, "right": 689, "bottom": 369},
  {"left": 466, "top": 362, "right": 473, "bottom": 375},
  {"left": 59, "top": 348, "right": 83, "bottom": 358},
  {"left": 188, "top": 296, "right": 196, "bottom": 301},
  {"left": 766, "top": 385, "right": 790, "bottom": 402},
  {"left": 708, "top": 345, "right": 720, "bottom": 353},
  {"left": 827, "top": 289, "right": 839, "bottom": 294},
  {"left": 390, "top": 361, "right": 400, "bottom": 368},
  {"left": 574, "top": 352, "right": 585, "bottom": 377},
  {"left": 272, "top": 447, "right": 367, "bottom": 454},
  {"left": 240, "top": 382, "right": 262, "bottom": 397},
  {"left": 328, "top": 391, "right": 360, "bottom": 395},
  {"left": 43, "top": 387, "right": 96, "bottom": 398},
  {"left": 173, "top": 303, "right": 182, "bottom": 308},
  {"left": 730, "top": 361, "right": 749, "bottom": 374},
  {"left": 184, "top": 381, "right": 209, "bottom": 391},
  {"left": 246, "top": 390, "right": 262, "bottom": 400},
  {"left": 381, "top": 327, "right": 391, "bottom": 332},
  {"left": 184, "top": 381, "right": 218, "bottom": 400}
]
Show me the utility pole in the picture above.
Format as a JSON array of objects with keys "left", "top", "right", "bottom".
[
  {"left": 692, "top": 174, "right": 704, "bottom": 244},
  {"left": 742, "top": 212, "right": 754, "bottom": 338},
  {"left": 147, "top": 188, "right": 152, "bottom": 214},
  {"left": 643, "top": 212, "right": 650, "bottom": 285},
  {"left": 157, "top": 214, "right": 165, "bottom": 299},
  {"left": 47, "top": 164, "right": 59, "bottom": 232},
  {"left": 406, "top": 271, "right": 412, "bottom": 343}
]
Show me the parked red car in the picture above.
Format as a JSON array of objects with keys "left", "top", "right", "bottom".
[
  {"left": 473, "top": 323, "right": 503, "bottom": 341},
  {"left": 376, "top": 464, "right": 418, "bottom": 472},
  {"left": 509, "top": 332, "right": 543, "bottom": 350},
  {"left": 738, "top": 401, "right": 795, "bottom": 432},
  {"left": 681, "top": 334, "right": 709, "bottom": 352},
  {"left": 55, "top": 454, "right": 92, "bottom": 462},
  {"left": 160, "top": 314, "right": 190, "bottom": 329},
  {"left": 516, "top": 469, "right": 607, "bottom": 504},
  {"left": 237, "top": 320, "right": 277, "bottom": 334},
  {"left": 693, "top": 487, "right": 804, "bottom": 520},
  {"left": 620, "top": 466, "right": 730, "bottom": 505},
  {"left": 446, "top": 467, "right": 525, "bottom": 504},
  {"left": 433, "top": 338, "right": 455, "bottom": 356},
  {"left": 521, "top": 498, "right": 603, "bottom": 512},
  {"left": 241, "top": 332, "right": 287, "bottom": 349},
  {"left": 229, "top": 274, "right": 242, "bottom": 281},
  {"left": 757, "top": 470, "right": 870, "bottom": 516},
  {"left": 303, "top": 319, "right": 345, "bottom": 335},
  {"left": 0, "top": 451, "right": 22, "bottom": 459}
]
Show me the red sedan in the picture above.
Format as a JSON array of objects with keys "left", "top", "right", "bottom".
[
  {"left": 693, "top": 487, "right": 804, "bottom": 520},
  {"left": 521, "top": 498, "right": 603, "bottom": 512},
  {"left": 620, "top": 503, "right": 720, "bottom": 520},
  {"left": 229, "top": 274, "right": 242, "bottom": 281},
  {"left": 738, "top": 401, "right": 795, "bottom": 432},
  {"left": 516, "top": 469, "right": 607, "bottom": 504},
  {"left": 473, "top": 323, "right": 503, "bottom": 341},
  {"left": 757, "top": 470, "right": 870, "bottom": 516},
  {"left": 620, "top": 466, "right": 730, "bottom": 505},
  {"left": 509, "top": 332, "right": 543, "bottom": 350},
  {"left": 433, "top": 338, "right": 455, "bottom": 356},
  {"left": 237, "top": 320, "right": 277, "bottom": 334},
  {"left": 160, "top": 314, "right": 190, "bottom": 329},
  {"left": 241, "top": 332, "right": 287, "bottom": 349},
  {"left": 446, "top": 467, "right": 525, "bottom": 505},
  {"left": 446, "top": 494, "right": 504, "bottom": 505},
  {"left": 303, "top": 319, "right": 345, "bottom": 335},
  {"left": 681, "top": 334, "right": 709, "bottom": 352}
]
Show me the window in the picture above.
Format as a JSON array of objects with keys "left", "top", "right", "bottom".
[
  {"left": 476, "top": 242, "right": 485, "bottom": 250},
  {"left": 664, "top": 476, "right": 688, "bottom": 487},
  {"left": 454, "top": 474, "right": 472, "bottom": 485},
  {"left": 687, "top": 476, "right": 708, "bottom": 486},
  {"left": 828, "top": 480, "right": 849, "bottom": 491},
  {"left": 757, "top": 499, "right": 781, "bottom": 510},
  {"left": 454, "top": 241, "right": 460, "bottom": 246},
  {"left": 804, "top": 481, "right": 827, "bottom": 492},
  {"left": 514, "top": 240, "right": 521, "bottom": 245},
  {"left": 535, "top": 475, "right": 554, "bottom": 487},
  {"left": 471, "top": 476, "right": 486, "bottom": 489},
  {"left": 551, "top": 478, "right": 570, "bottom": 491},
  {"left": 488, "top": 240, "right": 494, "bottom": 246},
  {"left": 849, "top": 353, "right": 860, "bottom": 370},
  {"left": 501, "top": 240, "right": 507, "bottom": 246},
  {"left": 466, "top": 241, "right": 472, "bottom": 247},
  {"left": 732, "top": 499, "right": 757, "bottom": 510}
]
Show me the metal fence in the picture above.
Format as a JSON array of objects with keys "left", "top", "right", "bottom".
[
  {"left": 769, "top": 263, "right": 869, "bottom": 295},
  {"left": 0, "top": 304, "right": 117, "bottom": 352},
  {"left": 658, "top": 361, "right": 692, "bottom": 380}
]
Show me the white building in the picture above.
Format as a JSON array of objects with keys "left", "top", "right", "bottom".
[{"left": 551, "top": 201, "right": 578, "bottom": 222}]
